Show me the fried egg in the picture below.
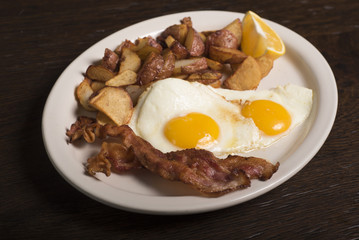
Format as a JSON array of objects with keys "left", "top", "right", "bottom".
[{"left": 128, "top": 78, "right": 313, "bottom": 158}]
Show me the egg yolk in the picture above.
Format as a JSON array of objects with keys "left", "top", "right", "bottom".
[
  {"left": 164, "top": 113, "right": 219, "bottom": 149},
  {"left": 241, "top": 100, "right": 291, "bottom": 135}
]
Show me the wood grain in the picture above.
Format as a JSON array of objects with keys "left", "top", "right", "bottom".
[{"left": 1, "top": 0, "right": 358, "bottom": 239}]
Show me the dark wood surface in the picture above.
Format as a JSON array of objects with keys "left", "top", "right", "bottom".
[{"left": 1, "top": 0, "right": 358, "bottom": 239}]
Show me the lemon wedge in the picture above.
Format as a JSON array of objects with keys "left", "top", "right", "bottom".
[{"left": 241, "top": 11, "right": 285, "bottom": 59}]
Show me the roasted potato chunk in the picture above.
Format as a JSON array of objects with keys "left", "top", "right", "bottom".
[
  {"left": 223, "top": 56, "right": 262, "bottom": 90},
  {"left": 132, "top": 36, "right": 162, "bottom": 61},
  {"left": 256, "top": 55, "right": 274, "bottom": 78},
  {"left": 137, "top": 52, "right": 164, "bottom": 85},
  {"left": 76, "top": 78, "right": 96, "bottom": 111},
  {"left": 119, "top": 48, "right": 141, "bottom": 73},
  {"left": 90, "top": 80, "right": 105, "bottom": 92},
  {"left": 174, "top": 57, "right": 208, "bottom": 75},
  {"left": 96, "top": 111, "right": 116, "bottom": 126},
  {"left": 205, "top": 57, "right": 224, "bottom": 71},
  {"left": 185, "top": 27, "right": 205, "bottom": 57},
  {"left": 209, "top": 46, "right": 247, "bottom": 64},
  {"left": 187, "top": 70, "right": 222, "bottom": 87},
  {"left": 156, "top": 50, "right": 175, "bottom": 80},
  {"left": 114, "top": 40, "right": 135, "bottom": 55},
  {"left": 89, "top": 87, "right": 133, "bottom": 126},
  {"left": 101, "top": 48, "right": 119, "bottom": 72},
  {"left": 205, "top": 29, "right": 238, "bottom": 52},
  {"left": 86, "top": 65, "right": 116, "bottom": 82},
  {"left": 160, "top": 24, "right": 188, "bottom": 45},
  {"left": 105, "top": 70, "right": 137, "bottom": 87},
  {"left": 223, "top": 18, "right": 242, "bottom": 46}
]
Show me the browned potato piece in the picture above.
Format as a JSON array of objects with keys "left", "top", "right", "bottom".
[
  {"left": 223, "top": 18, "right": 242, "bottom": 46},
  {"left": 256, "top": 55, "right": 274, "bottom": 78},
  {"left": 160, "top": 24, "right": 188, "bottom": 45},
  {"left": 187, "top": 70, "right": 222, "bottom": 81},
  {"left": 137, "top": 52, "right": 164, "bottom": 85},
  {"left": 171, "top": 74, "right": 189, "bottom": 79},
  {"left": 125, "top": 84, "right": 147, "bottom": 106},
  {"left": 101, "top": 48, "right": 119, "bottom": 72},
  {"left": 119, "top": 48, "right": 141, "bottom": 73},
  {"left": 105, "top": 70, "right": 137, "bottom": 87},
  {"left": 185, "top": 27, "right": 205, "bottom": 57},
  {"left": 180, "top": 17, "right": 192, "bottom": 28},
  {"left": 205, "top": 57, "right": 224, "bottom": 71},
  {"left": 170, "top": 41, "right": 189, "bottom": 60},
  {"left": 206, "top": 29, "right": 238, "bottom": 51},
  {"left": 156, "top": 50, "right": 175, "bottom": 80},
  {"left": 96, "top": 111, "right": 116, "bottom": 126},
  {"left": 76, "top": 78, "right": 96, "bottom": 111},
  {"left": 201, "top": 30, "right": 215, "bottom": 37},
  {"left": 90, "top": 80, "right": 105, "bottom": 92},
  {"left": 86, "top": 65, "right": 116, "bottom": 82},
  {"left": 114, "top": 40, "right": 135, "bottom": 55},
  {"left": 132, "top": 36, "right": 162, "bottom": 61},
  {"left": 165, "top": 35, "right": 176, "bottom": 48},
  {"left": 223, "top": 56, "right": 262, "bottom": 90},
  {"left": 174, "top": 57, "right": 208, "bottom": 75},
  {"left": 209, "top": 46, "right": 247, "bottom": 64},
  {"left": 89, "top": 87, "right": 133, "bottom": 126}
]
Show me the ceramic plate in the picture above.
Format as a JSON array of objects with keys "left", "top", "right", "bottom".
[{"left": 42, "top": 11, "right": 337, "bottom": 215}]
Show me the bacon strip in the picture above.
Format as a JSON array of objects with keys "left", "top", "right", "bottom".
[
  {"left": 77, "top": 122, "right": 279, "bottom": 196},
  {"left": 66, "top": 117, "right": 279, "bottom": 195}
]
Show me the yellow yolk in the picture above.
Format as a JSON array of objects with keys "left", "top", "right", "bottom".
[
  {"left": 164, "top": 113, "right": 220, "bottom": 149},
  {"left": 242, "top": 100, "right": 291, "bottom": 135}
]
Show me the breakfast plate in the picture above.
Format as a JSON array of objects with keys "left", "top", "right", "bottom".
[{"left": 42, "top": 11, "right": 337, "bottom": 215}]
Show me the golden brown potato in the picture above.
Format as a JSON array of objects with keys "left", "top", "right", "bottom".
[
  {"left": 180, "top": 17, "right": 192, "bottom": 28},
  {"left": 156, "top": 50, "right": 175, "bottom": 80},
  {"left": 90, "top": 80, "right": 105, "bottom": 92},
  {"left": 256, "top": 55, "right": 274, "bottom": 78},
  {"left": 223, "top": 56, "right": 262, "bottom": 90},
  {"left": 119, "top": 48, "right": 141, "bottom": 73},
  {"left": 86, "top": 65, "right": 116, "bottom": 82},
  {"left": 165, "top": 35, "right": 176, "bottom": 48},
  {"left": 76, "top": 77, "right": 96, "bottom": 111},
  {"left": 185, "top": 27, "right": 205, "bottom": 57},
  {"left": 105, "top": 70, "right": 137, "bottom": 87},
  {"left": 132, "top": 36, "right": 162, "bottom": 61},
  {"left": 205, "top": 29, "right": 238, "bottom": 52},
  {"left": 170, "top": 41, "right": 189, "bottom": 60},
  {"left": 114, "top": 40, "right": 135, "bottom": 55},
  {"left": 101, "top": 48, "right": 119, "bottom": 72},
  {"left": 174, "top": 57, "right": 208, "bottom": 75},
  {"left": 187, "top": 70, "right": 222, "bottom": 81},
  {"left": 89, "top": 87, "right": 133, "bottom": 126},
  {"left": 201, "top": 30, "right": 216, "bottom": 37},
  {"left": 209, "top": 46, "right": 247, "bottom": 64},
  {"left": 160, "top": 24, "right": 188, "bottom": 45},
  {"left": 137, "top": 52, "right": 164, "bottom": 85},
  {"left": 96, "top": 111, "right": 116, "bottom": 126},
  {"left": 205, "top": 57, "right": 224, "bottom": 71},
  {"left": 223, "top": 18, "right": 242, "bottom": 46},
  {"left": 125, "top": 84, "right": 146, "bottom": 106}
]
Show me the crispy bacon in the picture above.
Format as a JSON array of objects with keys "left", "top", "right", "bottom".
[
  {"left": 66, "top": 117, "right": 279, "bottom": 195},
  {"left": 79, "top": 122, "right": 278, "bottom": 196},
  {"left": 66, "top": 116, "right": 101, "bottom": 143}
]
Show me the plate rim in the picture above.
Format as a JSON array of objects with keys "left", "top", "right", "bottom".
[{"left": 42, "top": 10, "right": 338, "bottom": 215}]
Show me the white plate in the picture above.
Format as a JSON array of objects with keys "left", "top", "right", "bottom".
[{"left": 42, "top": 11, "right": 337, "bottom": 215}]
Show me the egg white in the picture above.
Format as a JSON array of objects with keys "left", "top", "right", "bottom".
[{"left": 128, "top": 78, "right": 313, "bottom": 158}]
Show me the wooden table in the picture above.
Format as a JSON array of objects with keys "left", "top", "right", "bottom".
[{"left": 1, "top": 0, "right": 358, "bottom": 239}]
